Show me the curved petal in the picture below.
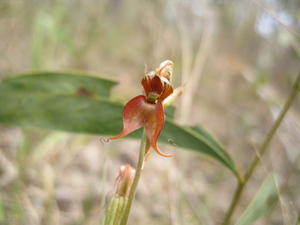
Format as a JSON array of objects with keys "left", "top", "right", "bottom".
[
  {"left": 109, "top": 94, "right": 172, "bottom": 157},
  {"left": 144, "top": 101, "right": 173, "bottom": 157},
  {"left": 155, "top": 60, "right": 173, "bottom": 81},
  {"left": 109, "top": 95, "right": 146, "bottom": 140},
  {"left": 150, "top": 76, "right": 164, "bottom": 94},
  {"left": 141, "top": 75, "right": 163, "bottom": 96},
  {"left": 141, "top": 76, "right": 151, "bottom": 96},
  {"left": 159, "top": 83, "right": 173, "bottom": 102}
]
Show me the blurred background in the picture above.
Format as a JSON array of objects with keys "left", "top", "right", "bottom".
[{"left": 0, "top": 0, "right": 300, "bottom": 224}]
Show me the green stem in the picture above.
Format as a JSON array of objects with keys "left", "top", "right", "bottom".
[
  {"left": 221, "top": 73, "right": 300, "bottom": 225},
  {"left": 120, "top": 130, "right": 147, "bottom": 225}
]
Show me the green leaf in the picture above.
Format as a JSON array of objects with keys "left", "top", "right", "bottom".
[
  {"left": 0, "top": 72, "right": 238, "bottom": 176},
  {"left": 132, "top": 114, "right": 235, "bottom": 174},
  {"left": 235, "top": 175, "right": 278, "bottom": 225},
  {"left": 160, "top": 123, "right": 237, "bottom": 176},
  {"left": 164, "top": 106, "right": 176, "bottom": 118},
  {"left": 0, "top": 71, "right": 116, "bottom": 97}
]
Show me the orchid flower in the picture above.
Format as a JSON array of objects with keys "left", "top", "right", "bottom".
[{"left": 109, "top": 60, "right": 174, "bottom": 157}]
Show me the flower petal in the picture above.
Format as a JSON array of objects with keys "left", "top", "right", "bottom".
[
  {"left": 144, "top": 101, "right": 173, "bottom": 157},
  {"left": 159, "top": 83, "right": 173, "bottom": 102},
  {"left": 141, "top": 76, "right": 151, "bottom": 95},
  {"left": 141, "top": 75, "right": 163, "bottom": 96},
  {"left": 109, "top": 94, "right": 172, "bottom": 157},
  {"left": 155, "top": 60, "right": 173, "bottom": 81},
  {"left": 109, "top": 95, "right": 146, "bottom": 140}
]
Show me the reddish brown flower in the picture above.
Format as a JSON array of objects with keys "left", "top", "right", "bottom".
[{"left": 109, "top": 60, "right": 174, "bottom": 157}]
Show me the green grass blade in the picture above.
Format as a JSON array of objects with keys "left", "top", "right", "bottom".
[{"left": 235, "top": 175, "right": 278, "bottom": 225}]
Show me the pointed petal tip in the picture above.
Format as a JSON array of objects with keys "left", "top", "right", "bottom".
[
  {"left": 108, "top": 136, "right": 120, "bottom": 140},
  {"left": 152, "top": 144, "right": 174, "bottom": 157},
  {"left": 109, "top": 95, "right": 146, "bottom": 142},
  {"left": 155, "top": 149, "right": 174, "bottom": 157},
  {"left": 108, "top": 130, "right": 130, "bottom": 140}
]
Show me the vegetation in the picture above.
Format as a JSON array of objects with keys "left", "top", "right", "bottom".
[{"left": 0, "top": 1, "right": 299, "bottom": 225}]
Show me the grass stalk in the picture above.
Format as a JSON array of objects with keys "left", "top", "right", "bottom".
[{"left": 221, "top": 73, "right": 300, "bottom": 225}]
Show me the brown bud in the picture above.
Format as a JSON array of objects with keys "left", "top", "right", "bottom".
[{"left": 115, "top": 164, "right": 136, "bottom": 197}]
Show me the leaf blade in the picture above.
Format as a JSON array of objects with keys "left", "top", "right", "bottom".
[
  {"left": 0, "top": 71, "right": 117, "bottom": 97},
  {"left": 0, "top": 72, "right": 238, "bottom": 176},
  {"left": 235, "top": 175, "right": 279, "bottom": 225}
]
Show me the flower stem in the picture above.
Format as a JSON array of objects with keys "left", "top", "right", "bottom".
[
  {"left": 221, "top": 73, "right": 300, "bottom": 225},
  {"left": 120, "top": 130, "right": 147, "bottom": 225}
]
